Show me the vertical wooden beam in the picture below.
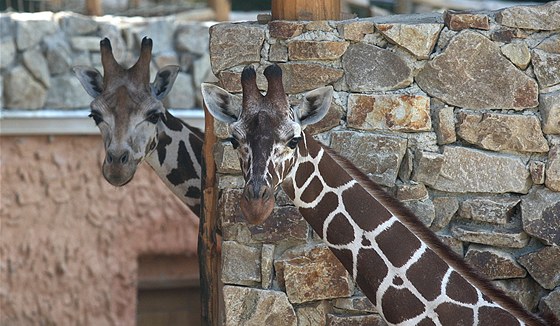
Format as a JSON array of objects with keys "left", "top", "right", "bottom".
[
  {"left": 208, "top": 0, "right": 231, "bottom": 21},
  {"left": 272, "top": 0, "right": 340, "bottom": 20},
  {"left": 85, "top": 0, "right": 102, "bottom": 16},
  {"left": 198, "top": 105, "right": 221, "bottom": 326}
]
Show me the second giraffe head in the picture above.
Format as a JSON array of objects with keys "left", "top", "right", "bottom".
[{"left": 202, "top": 65, "right": 333, "bottom": 224}]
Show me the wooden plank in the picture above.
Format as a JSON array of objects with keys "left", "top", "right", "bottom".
[
  {"left": 272, "top": 0, "right": 341, "bottom": 20},
  {"left": 208, "top": 0, "right": 231, "bottom": 21},
  {"left": 85, "top": 0, "right": 102, "bottom": 16},
  {"left": 198, "top": 105, "right": 221, "bottom": 326}
]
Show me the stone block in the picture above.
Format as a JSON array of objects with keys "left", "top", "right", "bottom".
[
  {"left": 538, "top": 288, "right": 560, "bottom": 322},
  {"left": 269, "top": 42, "right": 288, "bottom": 62},
  {"left": 261, "top": 244, "right": 274, "bottom": 289},
  {"left": 396, "top": 182, "right": 428, "bottom": 201},
  {"left": 437, "top": 233, "right": 464, "bottom": 256},
  {"left": 417, "top": 31, "right": 538, "bottom": 110},
  {"left": 518, "top": 246, "right": 560, "bottom": 290},
  {"left": 428, "top": 146, "right": 532, "bottom": 194},
  {"left": 431, "top": 197, "right": 459, "bottom": 231},
  {"left": 402, "top": 198, "right": 435, "bottom": 227},
  {"left": 496, "top": 1, "right": 560, "bottom": 31},
  {"left": 337, "top": 21, "right": 374, "bottom": 41},
  {"left": 175, "top": 24, "right": 209, "bottom": 55},
  {"left": 70, "top": 36, "right": 101, "bottom": 51},
  {"left": 14, "top": 13, "right": 56, "bottom": 50},
  {"left": 223, "top": 286, "right": 297, "bottom": 326},
  {"left": 412, "top": 151, "right": 444, "bottom": 186},
  {"left": 529, "top": 160, "right": 546, "bottom": 185},
  {"left": 464, "top": 245, "right": 526, "bottom": 280},
  {"left": 532, "top": 49, "right": 560, "bottom": 88},
  {"left": 22, "top": 48, "right": 50, "bottom": 88},
  {"left": 500, "top": 42, "right": 531, "bottom": 70},
  {"left": 493, "top": 278, "right": 546, "bottom": 312},
  {"left": 305, "top": 21, "right": 333, "bottom": 32},
  {"left": 326, "top": 314, "right": 387, "bottom": 326},
  {"left": 288, "top": 41, "right": 349, "bottom": 61},
  {"left": 397, "top": 148, "right": 413, "bottom": 181},
  {"left": 432, "top": 105, "right": 456, "bottom": 145},
  {"left": 443, "top": 10, "right": 490, "bottom": 31},
  {"left": 539, "top": 90, "right": 560, "bottom": 135},
  {"left": 0, "top": 37, "right": 16, "bottom": 69},
  {"left": 269, "top": 21, "right": 304, "bottom": 39},
  {"left": 450, "top": 221, "right": 529, "bottom": 248},
  {"left": 43, "top": 34, "right": 73, "bottom": 76},
  {"left": 295, "top": 301, "right": 331, "bottom": 326},
  {"left": 221, "top": 241, "right": 261, "bottom": 286},
  {"left": 164, "top": 72, "right": 195, "bottom": 109},
  {"left": 342, "top": 43, "right": 412, "bottom": 92},
  {"left": 546, "top": 144, "right": 560, "bottom": 192},
  {"left": 521, "top": 186, "right": 560, "bottom": 246},
  {"left": 46, "top": 75, "right": 91, "bottom": 109},
  {"left": 458, "top": 197, "right": 520, "bottom": 225},
  {"left": 333, "top": 295, "right": 376, "bottom": 313},
  {"left": 376, "top": 23, "right": 442, "bottom": 59},
  {"left": 57, "top": 12, "right": 98, "bottom": 35},
  {"left": 330, "top": 131, "right": 408, "bottom": 187},
  {"left": 209, "top": 23, "right": 265, "bottom": 74},
  {"left": 347, "top": 94, "right": 431, "bottom": 132},
  {"left": 213, "top": 141, "right": 241, "bottom": 174},
  {"left": 275, "top": 244, "right": 353, "bottom": 304},
  {"left": 536, "top": 34, "right": 560, "bottom": 54},
  {"left": 3, "top": 65, "right": 47, "bottom": 109},
  {"left": 278, "top": 62, "right": 344, "bottom": 93}
]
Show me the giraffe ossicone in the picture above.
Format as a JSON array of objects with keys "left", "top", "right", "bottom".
[
  {"left": 74, "top": 37, "right": 203, "bottom": 215},
  {"left": 201, "top": 65, "right": 553, "bottom": 326}
]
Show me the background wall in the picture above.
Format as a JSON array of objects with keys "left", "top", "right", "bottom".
[{"left": 208, "top": 2, "right": 560, "bottom": 325}]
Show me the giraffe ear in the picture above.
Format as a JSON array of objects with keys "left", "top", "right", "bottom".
[
  {"left": 152, "top": 65, "right": 179, "bottom": 100},
  {"left": 296, "top": 86, "right": 333, "bottom": 127},
  {"left": 201, "top": 83, "right": 240, "bottom": 124},
  {"left": 73, "top": 66, "right": 104, "bottom": 98}
]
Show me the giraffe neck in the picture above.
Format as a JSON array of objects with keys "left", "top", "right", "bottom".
[
  {"left": 144, "top": 111, "right": 203, "bottom": 216},
  {"left": 282, "top": 133, "right": 544, "bottom": 326}
]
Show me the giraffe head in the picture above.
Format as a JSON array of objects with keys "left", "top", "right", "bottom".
[
  {"left": 74, "top": 37, "right": 179, "bottom": 187},
  {"left": 202, "top": 65, "right": 333, "bottom": 224}
]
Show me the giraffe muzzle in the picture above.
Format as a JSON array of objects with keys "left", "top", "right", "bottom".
[
  {"left": 240, "top": 183, "right": 275, "bottom": 225},
  {"left": 102, "top": 149, "right": 137, "bottom": 187}
]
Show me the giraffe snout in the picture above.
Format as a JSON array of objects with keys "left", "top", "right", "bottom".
[
  {"left": 102, "top": 148, "right": 137, "bottom": 187},
  {"left": 241, "top": 181, "right": 275, "bottom": 225}
]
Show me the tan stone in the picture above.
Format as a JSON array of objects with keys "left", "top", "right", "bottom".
[
  {"left": 275, "top": 244, "right": 353, "bottom": 304},
  {"left": 396, "top": 182, "right": 428, "bottom": 201},
  {"left": 333, "top": 296, "right": 376, "bottom": 313},
  {"left": 518, "top": 246, "right": 560, "bottom": 290},
  {"left": 539, "top": 91, "right": 560, "bottom": 135},
  {"left": 412, "top": 151, "right": 444, "bottom": 186},
  {"left": 288, "top": 41, "right": 349, "bottom": 61},
  {"left": 213, "top": 141, "right": 241, "bottom": 174},
  {"left": 376, "top": 23, "right": 442, "bottom": 59},
  {"left": 539, "top": 288, "right": 560, "bottom": 321},
  {"left": 209, "top": 23, "right": 265, "bottom": 74},
  {"left": 347, "top": 94, "right": 431, "bottom": 132},
  {"left": 496, "top": 1, "right": 560, "bottom": 31},
  {"left": 465, "top": 245, "right": 527, "bottom": 280},
  {"left": 536, "top": 34, "right": 560, "bottom": 54},
  {"left": 522, "top": 186, "right": 560, "bottom": 246},
  {"left": 450, "top": 222, "right": 530, "bottom": 248},
  {"left": 295, "top": 301, "right": 332, "bottom": 326},
  {"left": 327, "top": 314, "right": 387, "bottom": 326},
  {"left": 458, "top": 197, "right": 520, "bottom": 225},
  {"left": 546, "top": 144, "right": 560, "bottom": 192},
  {"left": 529, "top": 160, "right": 546, "bottom": 185},
  {"left": 431, "top": 197, "right": 459, "bottom": 231},
  {"left": 532, "top": 49, "right": 560, "bottom": 88},
  {"left": 456, "top": 111, "right": 549, "bottom": 153},
  {"left": 501, "top": 42, "right": 531, "bottom": 70},
  {"left": 432, "top": 105, "right": 456, "bottom": 145},
  {"left": 269, "top": 42, "right": 288, "bottom": 62},
  {"left": 443, "top": 10, "right": 490, "bottom": 31},
  {"left": 269, "top": 20, "right": 304, "bottom": 39},
  {"left": 221, "top": 241, "right": 261, "bottom": 286},
  {"left": 277, "top": 62, "right": 344, "bottom": 93},
  {"left": 337, "top": 20, "right": 374, "bottom": 41},
  {"left": 305, "top": 21, "right": 333, "bottom": 32}
]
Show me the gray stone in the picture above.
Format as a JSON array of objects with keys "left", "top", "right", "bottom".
[
  {"left": 342, "top": 43, "right": 413, "bottom": 92},
  {"left": 295, "top": 301, "right": 331, "bottom": 326},
  {"left": 432, "top": 105, "right": 456, "bottom": 145},
  {"left": 175, "top": 24, "right": 210, "bottom": 55},
  {"left": 347, "top": 94, "right": 431, "bottom": 132},
  {"left": 396, "top": 183, "right": 428, "bottom": 201},
  {"left": 397, "top": 149, "right": 413, "bottom": 181},
  {"left": 518, "top": 246, "right": 560, "bottom": 290},
  {"left": 412, "top": 151, "right": 444, "bottom": 186},
  {"left": 458, "top": 197, "right": 520, "bottom": 225},
  {"left": 529, "top": 160, "right": 546, "bottom": 185},
  {"left": 217, "top": 175, "right": 244, "bottom": 190},
  {"left": 210, "top": 23, "right": 265, "bottom": 74},
  {"left": 428, "top": 146, "right": 532, "bottom": 194},
  {"left": 402, "top": 198, "right": 435, "bottom": 227},
  {"left": 0, "top": 15, "right": 14, "bottom": 37},
  {"left": 431, "top": 197, "right": 459, "bottom": 231},
  {"left": 70, "top": 36, "right": 101, "bottom": 52},
  {"left": 130, "top": 18, "right": 175, "bottom": 54},
  {"left": 443, "top": 10, "right": 490, "bottom": 31},
  {"left": 221, "top": 241, "right": 261, "bottom": 286},
  {"left": 493, "top": 278, "right": 545, "bottom": 312},
  {"left": 261, "top": 244, "right": 274, "bottom": 289},
  {"left": 450, "top": 221, "right": 529, "bottom": 248},
  {"left": 464, "top": 245, "right": 526, "bottom": 280},
  {"left": 276, "top": 62, "right": 344, "bottom": 94},
  {"left": 164, "top": 72, "right": 195, "bottom": 109},
  {"left": 46, "top": 75, "right": 91, "bottom": 109},
  {"left": 269, "top": 43, "right": 288, "bottom": 62},
  {"left": 326, "top": 314, "right": 387, "bottom": 326},
  {"left": 3, "top": 66, "right": 47, "bottom": 109},
  {"left": 521, "top": 187, "right": 560, "bottom": 246},
  {"left": 57, "top": 12, "right": 98, "bottom": 35},
  {"left": 0, "top": 74, "right": 3, "bottom": 108},
  {"left": 223, "top": 286, "right": 297, "bottom": 326},
  {"left": 539, "top": 288, "right": 560, "bottom": 322},
  {"left": 457, "top": 111, "right": 549, "bottom": 153},
  {"left": 376, "top": 23, "right": 442, "bottom": 59},
  {"left": 14, "top": 13, "right": 56, "bottom": 50},
  {"left": 288, "top": 41, "right": 349, "bottom": 61},
  {"left": 22, "top": 48, "right": 50, "bottom": 88},
  {"left": 500, "top": 42, "right": 531, "bottom": 70},
  {"left": 275, "top": 244, "right": 353, "bottom": 304},
  {"left": 536, "top": 34, "right": 560, "bottom": 54},
  {"left": 532, "top": 49, "right": 560, "bottom": 88},
  {"left": 333, "top": 296, "right": 376, "bottom": 313},
  {"left": 153, "top": 52, "right": 179, "bottom": 68},
  {"left": 546, "top": 144, "right": 560, "bottom": 192},
  {"left": 330, "top": 131, "right": 408, "bottom": 187},
  {"left": 337, "top": 21, "right": 374, "bottom": 41},
  {"left": 496, "top": 2, "right": 560, "bottom": 31},
  {"left": 437, "top": 233, "right": 464, "bottom": 256},
  {"left": 539, "top": 90, "right": 560, "bottom": 135},
  {"left": 0, "top": 37, "right": 15, "bottom": 69},
  {"left": 214, "top": 142, "right": 241, "bottom": 174},
  {"left": 44, "top": 33, "right": 73, "bottom": 75},
  {"left": 416, "top": 31, "right": 538, "bottom": 110},
  {"left": 406, "top": 132, "right": 439, "bottom": 152}
]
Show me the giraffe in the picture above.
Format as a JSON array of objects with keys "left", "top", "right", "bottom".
[
  {"left": 201, "top": 65, "right": 554, "bottom": 326},
  {"left": 74, "top": 37, "right": 203, "bottom": 215}
]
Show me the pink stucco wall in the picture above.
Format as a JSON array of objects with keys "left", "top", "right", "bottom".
[{"left": 0, "top": 135, "right": 199, "bottom": 325}]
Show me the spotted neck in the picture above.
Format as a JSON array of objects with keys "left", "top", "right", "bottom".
[
  {"left": 144, "top": 111, "right": 203, "bottom": 216},
  {"left": 282, "top": 132, "right": 544, "bottom": 326}
]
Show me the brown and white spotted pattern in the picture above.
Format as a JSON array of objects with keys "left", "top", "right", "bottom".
[
  {"left": 74, "top": 37, "right": 203, "bottom": 215},
  {"left": 202, "top": 65, "right": 551, "bottom": 326}
]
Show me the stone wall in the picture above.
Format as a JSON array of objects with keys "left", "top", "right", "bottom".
[
  {"left": 209, "top": 2, "right": 560, "bottom": 325},
  {"left": 0, "top": 11, "right": 214, "bottom": 110}
]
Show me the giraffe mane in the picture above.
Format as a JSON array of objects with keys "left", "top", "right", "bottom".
[{"left": 319, "top": 144, "right": 551, "bottom": 326}]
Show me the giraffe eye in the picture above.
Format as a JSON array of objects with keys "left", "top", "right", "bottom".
[
  {"left": 146, "top": 110, "right": 161, "bottom": 124},
  {"left": 227, "top": 137, "right": 240, "bottom": 149},
  {"left": 88, "top": 110, "right": 103, "bottom": 125},
  {"left": 287, "top": 137, "right": 301, "bottom": 149}
]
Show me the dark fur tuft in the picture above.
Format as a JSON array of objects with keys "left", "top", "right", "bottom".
[
  {"left": 241, "top": 65, "right": 257, "bottom": 82},
  {"left": 100, "top": 37, "right": 112, "bottom": 50},
  {"left": 263, "top": 64, "right": 282, "bottom": 79},
  {"left": 141, "top": 36, "right": 152, "bottom": 48}
]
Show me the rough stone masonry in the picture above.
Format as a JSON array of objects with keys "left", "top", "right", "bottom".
[{"left": 209, "top": 2, "right": 560, "bottom": 325}]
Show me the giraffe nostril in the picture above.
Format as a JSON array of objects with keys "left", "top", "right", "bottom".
[
  {"left": 260, "top": 187, "right": 271, "bottom": 201},
  {"left": 120, "top": 152, "right": 129, "bottom": 164},
  {"left": 106, "top": 153, "right": 114, "bottom": 164}
]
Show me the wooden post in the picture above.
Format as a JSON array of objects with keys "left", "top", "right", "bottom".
[
  {"left": 208, "top": 0, "right": 231, "bottom": 21},
  {"left": 198, "top": 105, "right": 221, "bottom": 326},
  {"left": 272, "top": 0, "right": 340, "bottom": 20},
  {"left": 85, "top": 0, "right": 102, "bottom": 16}
]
